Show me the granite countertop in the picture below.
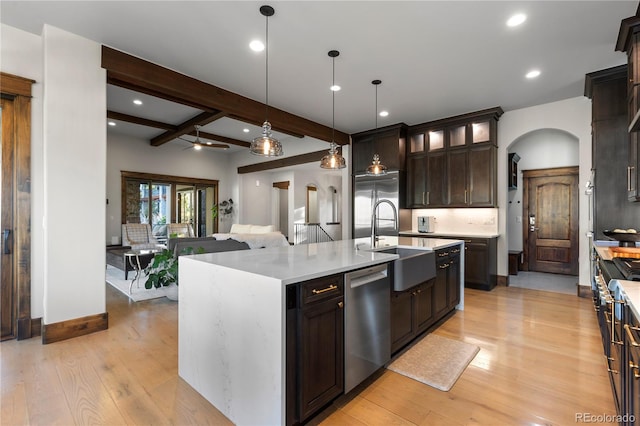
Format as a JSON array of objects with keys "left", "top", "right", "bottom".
[
  {"left": 399, "top": 231, "right": 499, "bottom": 238},
  {"left": 182, "top": 237, "right": 464, "bottom": 285}
]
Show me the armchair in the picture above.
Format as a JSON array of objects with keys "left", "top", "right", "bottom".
[
  {"left": 121, "top": 223, "right": 161, "bottom": 250},
  {"left": 167, "top": 223, "right": 196, "bottom": 238}
]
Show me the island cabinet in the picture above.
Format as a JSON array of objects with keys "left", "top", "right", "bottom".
[
  {"left": 286, "top": 274, "right": 344, "bottom": 425},
  {"left": 351, "top": 123, "right": 408, "bottom": 175},
  {"left": 406, "top": 107, "right": 503, "bottom": 208}
]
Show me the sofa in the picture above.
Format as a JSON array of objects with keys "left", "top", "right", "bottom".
[{"left": 168, "top": 236, "right": 250, "bottom": 258}]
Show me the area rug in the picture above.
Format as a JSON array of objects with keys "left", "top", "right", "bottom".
[
  {"left": 105, "top": 265, "right": 167, "bottom": 302},
  {"left": 387, "top": 334, "right": 480, "bottom": 391}
]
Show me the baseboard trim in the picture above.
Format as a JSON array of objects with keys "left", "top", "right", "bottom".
[
  {"left": 497, "top": 275, "right": 508, "bottom": 287},
  {"left": 577, "top": 285, "right": 591, "bottom": 298},
  {"left": 42, "top": 312, "right": 108, "bottom": 344},
  {"left": 16, "top": 317, "right": 42, "bottom": 340}
]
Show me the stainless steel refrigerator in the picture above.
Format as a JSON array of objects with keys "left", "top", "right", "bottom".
[{"left": 353, "top": 171, "right": 403, "bottom": 239}]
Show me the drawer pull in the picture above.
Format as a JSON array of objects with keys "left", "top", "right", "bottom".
[
  {"left": 606, "top": 355, "right": 619, "bottom": 374},
  {"left": 625, "top": 324, "right": 640, "bottom": 347},
  {"left": 438, "top": 252, "right": 449, "bottom": 257},
  {"left": 438, "top": 263, "right": 449, "bottom": 269},
  {"left": 451, "top": 248, "right": 460, "bottom": 254},
  {"left": 630, "top": 361, "right": 640, "bottom": 379},
  {"left": 312, "top": 284, "right": 338, "bottom": 295}
]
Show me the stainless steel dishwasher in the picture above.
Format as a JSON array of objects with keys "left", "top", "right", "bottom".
[{"left": 344, "top": 263, "right": 391, "bottom": 393}]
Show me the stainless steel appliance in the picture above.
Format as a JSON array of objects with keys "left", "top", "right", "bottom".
[
  {"left": 344, "top": 263, "right": 390, "bottom": 393},
  {"left": 353, "top": 171, "right": 401, "bottom": 239},
  {"left": 417, "top": 216, "right": 435, "bottom": 233}
]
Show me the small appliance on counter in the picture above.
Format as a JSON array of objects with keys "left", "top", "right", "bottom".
[{"left": 417, "top": 216, "right": 435, "bottom": 233}]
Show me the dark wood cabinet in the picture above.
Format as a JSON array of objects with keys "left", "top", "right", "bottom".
[
  {"left": 435, "top": 247, "right": 461, "bottom": 317},
  {"left": 508, "top": 152, "right": 520, "bottom": 190},
  {"left": 390, "top": 279, "right": 436, "bottom": 354},
  {"left": 351, "top": 123, "right": 407, "bottom": 175},
  {"left": 464, "top": 238, "right": 497, "bottom": 291},
  {"left": 286, "top": 274, "right": 344, "bottom": 424},
  {"left": 405, "top": 107, "right": 502, "bottom": 209},
  {"left": 585, "top": 65, "right": 640, "bottom": 238}
]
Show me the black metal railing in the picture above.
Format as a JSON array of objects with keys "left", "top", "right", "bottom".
[{"left": 294, "top": 223, "right": 334, "bottom": 245}]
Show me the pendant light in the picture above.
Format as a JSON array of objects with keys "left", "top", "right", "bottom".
[
  {"left": 320, "top": 50, "right": 346, "bottom": 169},
  {"left": 366, "top": 79, "right": 387, "bottom": 176},
  {"left": 250, "top": 5, "right": 283, "bottom": 157}
]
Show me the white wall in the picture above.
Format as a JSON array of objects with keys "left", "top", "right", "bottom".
[
  {"left": 506, "top": 129, "right": 579, "bottom": 251},
  {"left": 42, "top": 25, "right": 106, "bottom": 324},
  {"left": 498, "top": 97, "right": 592, "bottom": 287},
  {"left": 0, "top": 24, "right": 45, "bottom": 318},
  {"left": 106, "top": 132, "right": 235, "bottom": 239}
]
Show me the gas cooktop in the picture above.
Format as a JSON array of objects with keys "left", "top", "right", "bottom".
[{"left": 612, "top": 257, "right": 640, "bottom": 281}]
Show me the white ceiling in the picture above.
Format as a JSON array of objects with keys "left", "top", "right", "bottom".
[{"left": 2, "top": 1, "right": 637, "bottom": 154}]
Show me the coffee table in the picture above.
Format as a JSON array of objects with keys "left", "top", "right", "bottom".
[{"left": 124, "top": 248, "right": 161, "bottom": 293}]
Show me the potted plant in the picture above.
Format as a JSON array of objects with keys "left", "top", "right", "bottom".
[{"left": 143, "top": 247, "right": 203, "bottom": 300}]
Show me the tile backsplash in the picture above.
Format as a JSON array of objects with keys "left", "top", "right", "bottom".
[{"left": 409, "top": 208, "right": 499, "bottom": 235}]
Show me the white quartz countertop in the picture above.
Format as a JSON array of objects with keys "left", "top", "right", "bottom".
[
  {"left": 610, "top": 280, "right": 640, "bottom": 319},
  {"left": 400, "top": 231, "right": 499, "bottom": 239},
  {"left": 183, "top": 237, "right": 464, "bottom": 285}
]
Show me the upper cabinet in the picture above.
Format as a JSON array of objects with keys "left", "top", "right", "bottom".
[
  {"left": 406, "top": 107, "right": 503, "bottom": 208},
  {"left": 351, "top": 123, "right": 408, "bottom": 175},
  {"left": 616, "top": 16, "right": 640, "bottom": 202}
]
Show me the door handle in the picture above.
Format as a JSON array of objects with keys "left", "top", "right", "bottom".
[{"left": 2, "top": 229, "right": 10, "bottom": 254}]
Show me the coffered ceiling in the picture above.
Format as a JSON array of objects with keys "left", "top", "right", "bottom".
[{"left": 1, "top": 1, "right": 637, "bottom": 155}]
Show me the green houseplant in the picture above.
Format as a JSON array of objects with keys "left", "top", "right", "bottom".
[{"left": 143, "top": 247, "right": 204, "bottom": 290}]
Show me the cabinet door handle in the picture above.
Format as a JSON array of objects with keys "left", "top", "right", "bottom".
[
  {"left": 312, "top": 284, "right": 338, "bottom": 295},
  {"left": 337, "top": 301, "right": 344, "bottom": 309},
  {"left": 464, "top": 190, "right": 467, "bottom": 204},
  {"left": 422, "top": 192, "right": 425, "bottom": 205},
  {"left": 630, "top": 361, "right": 640, "bottom": 379},
  {"left": 606, "top": 355, "right": 619, "bottom": 374},
  {"left": 426, "top": 191, "right": 430, "bottom": 205},
  {"left": 2, "top": 229, "right": 10, "bottom": 254},
  {"left": 625, "top": 324, "right": 640, "bottom": 347}
]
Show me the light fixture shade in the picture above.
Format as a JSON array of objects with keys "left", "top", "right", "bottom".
[
  {"left": 320, "top": 142, "right": 346, "bottom": 169},
  {"left": 366, "top": 154, "right": 387, "bottom": 176},
  {"left": 250, "top": 121, "right": 283, "bottom": 156}
]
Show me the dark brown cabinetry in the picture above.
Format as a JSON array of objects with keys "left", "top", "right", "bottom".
[
  {"left": 406, "top": 107, "right": 502, "bottom": 208},
  {"left": 617, "top": 17, "right": 640, "bottom": 203},
  {"left": 390, "top": 244, "right": 461, "bottom": 354},
  {"left": 508, "top": 153, "right": 520, "bottom": 190},
  {"left": 585, "top": 65, "right": 640, "bottom": 239},
  {"left": 286, "top": 274, "right": 344, "bottom": 424},
  {"left": 351, "top": 123, "right": 408, "bottom": 175},
  {"left": 464, "top": 238, "right": 497, "bottom": 291}
]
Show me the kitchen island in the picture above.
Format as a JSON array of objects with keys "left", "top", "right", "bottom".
[{"left": 178, "top": 237, "right": 463, "bottom": 426}]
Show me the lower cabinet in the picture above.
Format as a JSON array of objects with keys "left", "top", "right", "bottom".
[
  {"left": 391, "top": 244, "right": 461, "bottom": 355},
  {"left": 463, "top": 237, "right": 497, "bottom": 291},
  {"left": 625, "top": 306, "right": 640, "bottom": 424},
  {"left": 286, "top": 274, "right": 344, "bottom": 425}
]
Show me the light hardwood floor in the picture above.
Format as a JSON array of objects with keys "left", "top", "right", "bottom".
[{"left": 1, "top": 283, "right": 614, "bottom": 425}]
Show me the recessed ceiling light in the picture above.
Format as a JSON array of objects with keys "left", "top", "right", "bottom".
[
  {"left": 525, "top": 69, "right": 541, "bottom": 79},
  {"left": 243, "top": 128, "right": 250, "bottom": 133},
  {"left": 379, "top": 111, "right": 389, "bottom": 117},
  {"left": 249, "top": 40, "right": 265, "bottom": 52},
  {"left": 108, "top": 121, "right": 116, "bottom": 126},
  {"left": 133, "top": 99, "right": 143, "bottom": 105},
  {"left": 507, "top": 13, "right": 526, "bottom": 27},
  {"left": 206, "top": 141, "right": 212, "bottom": 145},
  {"left": 330, "top": 84, "right": 341, "bottom": 92}
]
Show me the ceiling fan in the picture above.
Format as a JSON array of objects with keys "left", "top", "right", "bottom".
[{"left": 178, "top": 125, "right": 230, "bottom": 151}]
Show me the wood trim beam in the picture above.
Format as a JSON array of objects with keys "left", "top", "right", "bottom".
[
  {"left": 107, "top": 110, "right": 177, "bottom": 130},
  {"left": 522, "top": 166, "right": 579, "bottom": 178},
  {"left": 151, "top": 111, "right": 227, "bottom": 146},
  {"left": 190, "top": 130, "right": 250, "bottom": 148},
  {"left": 273, "top": 181, "right": 290, "bottom": 189},
  {"left": 42, "top": 313, "right": 108, "bottom": 344},
  {"left": 238, "top": 150, "right": 327, "bottom": 174},
  {"left": 102, "top": 46, "right": 349, "bottom": 145},
  {"left": 0, "top": 72, "right": 35, "bottom": 97},
  {"left": 121, "top": 171, "right": 219, "bottom": 187}
]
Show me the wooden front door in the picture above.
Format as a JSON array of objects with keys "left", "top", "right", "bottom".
[
  {"left": 523, "top": 167, "right": 579, "bottom": 275},
  {"left": 1, "top": 73, "right": 33, "bottom": 341}
]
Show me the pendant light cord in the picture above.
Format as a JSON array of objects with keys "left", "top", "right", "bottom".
[
  {"left": 375, "top": 83, "right": 378, "bottom": 130},
  {"left": 265, "top": 13, "right": 269, "bottom": 122},
  {"left": 332, "top": 55, "right": 335, "bottom": 145}
]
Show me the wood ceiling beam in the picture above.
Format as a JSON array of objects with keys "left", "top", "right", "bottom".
[
  {"left": 102, "top": 46, "right": 349, "bottom": 145},
  {"left": 188, "top": 130, "right": 250, "bottom": 148},
  {"left": 237, "top": 150, "right": 328, "bottom": 174},
  {"left": 151, "top": 111, "right": 227, "bottom": 146},
  {"left": 107, "top": 110, "right": 177, "bottom": 130}
]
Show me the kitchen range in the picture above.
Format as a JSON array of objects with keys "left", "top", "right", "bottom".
[{"left": 177, "top": 236, "right": 463, "bottom": 426}]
